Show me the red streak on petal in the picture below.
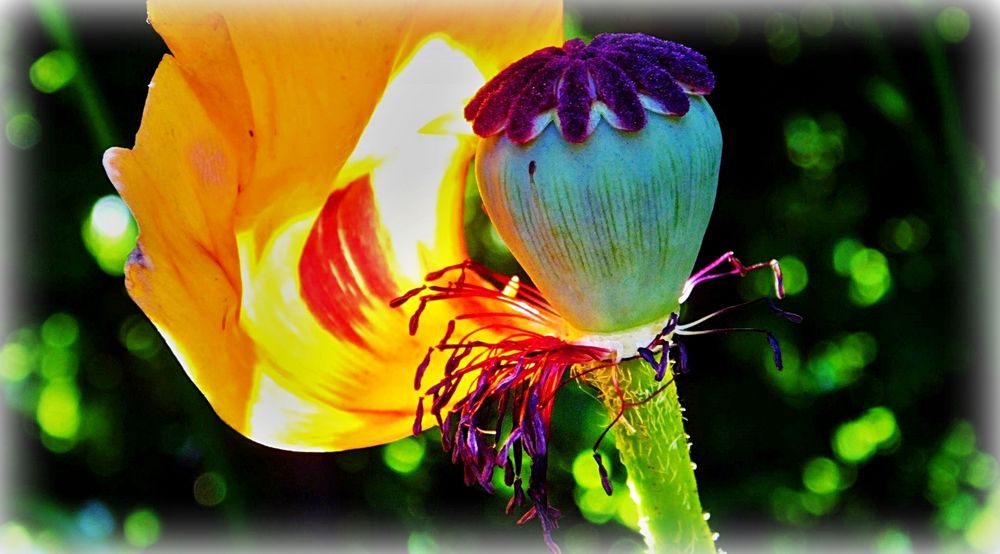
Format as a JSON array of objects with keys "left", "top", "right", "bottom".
[{"left": 299, "top": 175, "right": 398, "bottom": 347}]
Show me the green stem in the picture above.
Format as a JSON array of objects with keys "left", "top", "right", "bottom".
[
  {"left": 595, "top": 357, "right": 716, "bottom": 553},
  {"left": 34, "top": 0, "right": 118, "bottom": 151}
]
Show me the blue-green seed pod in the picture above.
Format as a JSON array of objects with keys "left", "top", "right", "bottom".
[
  {"left": 476, "top": 98, "right": 720, "bottom": 333},
  {"left": 464, "top": 33, "right": 721, "bottom": 335}
]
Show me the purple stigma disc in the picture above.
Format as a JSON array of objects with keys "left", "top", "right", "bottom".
[{"left": 465, "top": 33, "right": 715, "bottom": 144}]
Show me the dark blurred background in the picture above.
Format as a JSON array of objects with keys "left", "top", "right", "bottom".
[{"left": 1, "top": 1, "right": 997, "bottom": 552}]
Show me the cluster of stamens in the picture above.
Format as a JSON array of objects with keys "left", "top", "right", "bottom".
[
  {"left": 392, "top": 253, "right": 800, "bottom": 552},
  {"left": 394, "top": 262, "right": 613, "bottom": 551}
]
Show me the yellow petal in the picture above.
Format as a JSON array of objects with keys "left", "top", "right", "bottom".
[
  {"left": 237, "top": 39, "right": 530, "bottom": 450},
  {"left": 108, "top": 1, "right": 564, "bottom": 451}
]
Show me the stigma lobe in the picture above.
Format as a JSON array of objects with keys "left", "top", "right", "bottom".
[{"left": 465, "top": 33, "right": 715, "bottom": 144}]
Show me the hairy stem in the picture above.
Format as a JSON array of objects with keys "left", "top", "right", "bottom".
[{"left": 595, "top": 357, "right": 716, "bottom": 553}]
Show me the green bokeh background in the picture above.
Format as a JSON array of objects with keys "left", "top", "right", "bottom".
[{"left": 1, "top": 1, "right": 997, "bottom": 552}]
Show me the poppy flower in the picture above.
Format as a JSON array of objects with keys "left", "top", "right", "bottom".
[
  {"left": 103, "top": 0, "right": 563, "bottom": 452},
  {"left": 106, "top": 3, "right": 798, "bottom": 550}
]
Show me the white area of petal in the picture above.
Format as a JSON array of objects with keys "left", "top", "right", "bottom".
[
  {"left": 344, "top": 38, "right": 484, "bottom": 283},
  {"left": 247, "top": 371, "right": 333, "bottom": 453}
]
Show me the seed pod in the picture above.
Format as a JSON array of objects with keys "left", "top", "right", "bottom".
[{"left": 467, "top": 33, "right": 721, "bottom": 334}]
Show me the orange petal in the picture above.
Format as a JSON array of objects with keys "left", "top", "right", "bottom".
[
  {"left": 148, "top": 1, "right": 562, "bottom": 249},
  {"left": 236, "top": 38, "right": 551, "bottom": 450},
  {"left": 241, "top": 173, "right": 487, "bottom": 450},
  {"left": 104, "top": 55, "right": 252, "bottom": 429},
  {"left": 109, "top": 1, "right": 564, "bottom": 451}
]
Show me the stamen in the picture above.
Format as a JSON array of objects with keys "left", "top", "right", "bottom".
[
  {"left": 413, "top": 396, "right": 424, "bottom": 435},
  {"left": 593, "top": 452, "right": 614, "bottom": 496},
  {"left": 408, "top": 298, "right": 427, "bottom": 335},
  {"left": 415, "top": 347, "right": 432, "bottom": 390},
  {"left": 677, "top": 341, "right": 689, "bottom": 373},
  {"left": 502, "top": 275, "right": 521, "bottom": 298},
  {"left": 643, "top": 312, "right": 679, "bottom": 350},
  {"left": 655, "top": 341, "right": 671, "bottom": 381},
  {"left": 680, "top": 251, "right": 785, "bottom": 303},
  {"left": 679, "top": 297, "right": 770, "bottom": 330},
  {"left": 507, "top": 479, "right": 525, "bottom": 514},
  {"left": 766, "top": 331, "right": 784, "bottom": 370},
  {"left": 394, "top": 257, "right": 799, "bottom": 552},
  {"left": 674, "top": 265, "right": 801, "bottom": 373},
  {"left": 409, "top": 262, "right": 564, "bottom": 327},
  {"left": 677, "top": 327, "right": 785, "bottom": 371},
  {"left": 423, "top": 260, "right": 471, "bottom": 282},
  {"left": 393, "top": 260, "right": 612, "bottom": 550},
  {"left": 767, "top": 298, "right": 803, "bottom": 323},
  {"left": 437, "top": 320, "right": 457, "bottom": 348},
  {"left": 389, "top": 284, "right": 426, "bottom": 308},
  {"left": 503, "top": 458, "right": 515, "bottom": 486},
  {"left": 770, "top": 259, "right": 785, "bottom": 299},
  {"left": 637, "top": 346, "right": 658, "bottom": 371},
  {"left": 636, "top": 346, "right": 671, "bottom": 381}
]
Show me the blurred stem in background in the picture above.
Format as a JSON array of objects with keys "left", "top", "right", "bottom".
[
  {"left": 33, "top": 0, "right": 116, "bottom": 151},
  {"left": 860, "top": 8, "right": 977, "bottom": 249},
  {"left": 26, "top": 0, "right": 251, "bottom": 539},
  {"left": 918, "top": 10, "right": 976, "bottom": 216}
]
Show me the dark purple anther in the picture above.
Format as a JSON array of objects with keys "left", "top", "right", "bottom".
[
  {"left": 408, "top": 299, "right": 426, "bottom": 335},
  {"left": 524, "top": 391, "right": 548, "bottom": 456},
  {"left": 513, "top": 438, "right": 524, "bottom": 475},
  {"left": 389, "top": 285, "right": 425, "bottom": 308},
  {"left": 663, "top": 312, "right": 679, "bottom": 335},
  {"left": 479, "top": 458, "right": 497, "bottom": 491},
  {"left": 655, "top": 342, "right": 670, "bottom": 381},
  {"left": 507, "top": 479, "right": 525, "bottom": 514},
  {"left": 440, "top": 416, "right": 453, "bottom": 450},
  {"left": 766, "top": 331, "right": 784, "bottom": 371},
  {"left": 465, "top": 32, "right": 715, "bottom": 144},
  {"left": 638, "top": 346, "right": 658, "bottom": 372},
  {"left": 526, "top": 476, "right": 561, "bottom": 554},
  {"left": 767, "top": 298, "right": 804, "bottom": 324},
  {"left": 413, "top": 397, "right": 424, "bottom": 435},
  {"left": 593, "top": 452, "right": 614, "bottom": 496},
  {"left": 415, "top": 347, "right": 432, "bottom": 390},
  {"left": 127, "top": 244, "right": 149, "bottom": 268},
  {"left": 396, "top": 264, "right": 623, "bottom": 552},
  {"left": 437, "top": 319, "right": 457, "bottom": 348},
  {"left": 677, "top": 341, "right": 689, "bottom": 374}
]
